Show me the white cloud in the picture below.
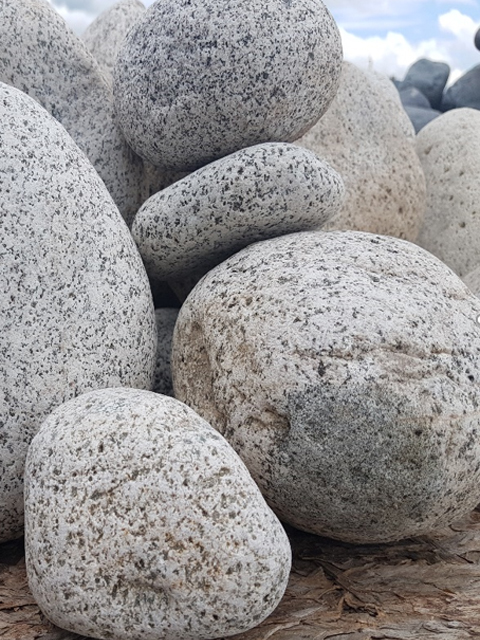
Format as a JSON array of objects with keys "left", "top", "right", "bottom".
[{"left": 438, "top": 8, "right": 477, "bottom": 37}]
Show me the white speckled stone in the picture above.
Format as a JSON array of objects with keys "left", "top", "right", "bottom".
[
  {"left": 172, "top": 230, "right": 480, "bottom": 544},
  {"left": 463, "top": 265, "right": 480, "bottom": 297},
  {"left": 416, "top": 108, "right": 480, "bottom": 277},
  {"left": 132, "top": 143, "right": 345, "bottom": 281},
  {"left": 296, "top": 62, "right": 426, "bottom": 241},
  {"left": 153, "top": 308, "right": 179, "bottom": 396},
  {"left": 0, "top": 0, "right": 178, "bottom": 226},
  {"left": 113, "top": 0, "right": 342, "bottom": 171},
  {"left": 25, "top": 388, "right": 291, "bottom": 640},
  {"left": 82, "top": 0, "right": 146, "bottom": 83},
  {"left": 0, "top": 82, "right": 156, "bottom": 543}
]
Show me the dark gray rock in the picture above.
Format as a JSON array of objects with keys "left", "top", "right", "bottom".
[
  {"left": 399, "top": 86, "right": 430, "bottom": 109},
  {"left": 475, "top": 27, "right": 480, "bottom": 51},
  {"left": 442, "top": 64, "right": 480, "bottom": 111},
  {"left": 402, "top": 58, "right": 450, "bottom": 110},
  {"left": 404, "top": 105, "right": 441, "bottom": 133}
]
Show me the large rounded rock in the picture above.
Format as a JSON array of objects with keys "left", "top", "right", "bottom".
[
  {"left": 132, "top": 143, "right": 345, "bottom": 282},
  {"left": 0, "top": 0, "right": 177, "bottom": 225},
  {"left": 442, "top": 64, "right": 480, "bottom": 111},
  {"left": 113, "top": 0, "right": 342, "bottom": 171},
  {"left": 82, "top": 0, "right": 146, "bottom": 82},
  {"left": 25, "top": 388, "right": 291, "bottom": 640},
  {"left": 172, "top": 231, "right": 480, "bottom": 544},
  {"left": 403, "top": 105, "right": 441, "bottom": 134},
  {"left": 0, "top": 82, "right": 156, "bottom": 543},
  {"left": 416, "top": 108, "right": 480, "bottom": 277},
  {"left": 401, "top": 58, "right": 450, "bottom": 110},
  {"left": 296, "top": 62, "right": 426, "bottom": 241}
]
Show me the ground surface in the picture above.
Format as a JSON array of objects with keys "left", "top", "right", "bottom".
[{"left": 3, "top": 509, "right": 480, "bottom": 640}]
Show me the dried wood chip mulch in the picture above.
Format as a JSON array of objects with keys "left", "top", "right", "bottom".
[{"left": 3, "top": 509, "right": 480, "bottom": 640}]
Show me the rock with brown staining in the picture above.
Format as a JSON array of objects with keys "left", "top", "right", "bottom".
[
  {"left": 172, "top": 230, "right": 480, "bottom": 543},
  {"left": 25, "top": 388, "right": 291, "bottom": 640}
]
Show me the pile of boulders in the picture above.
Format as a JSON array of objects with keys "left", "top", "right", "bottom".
[{"left": 3, "top": 1, "right": 480, "bottom": 639}]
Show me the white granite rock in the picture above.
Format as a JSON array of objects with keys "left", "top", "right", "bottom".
[
  {"left": 153, "top": 308, "right": 179, "bottom": 396},
  {"left": 0, "top": 0, "right": 177, "bottom": 226},
  {"left": 416, "top": 108, "right": 480, "bottom": 277},
  {"left": 25, "top": 388, "right": 291, "bottom": 640},
  {"left": 82, "top": 0, "right": 146, "bottom": 83},
  {"left": 172, "top": 230, "right": 480, "bottom": 544},
  {"left": 463, "top": 265, "right": 480, "bottom": 297},
  {"left": 132, "top": 143, "right": 345, "bottom": 281},
  {"left": 0, "top": 82, "right": 156, "bottom": 543},
  {"left": 113, "top": 0, "right": 342, "bottom": 171},
  {"left": 296, "top": 62, "right": 426, "bottom": 241}
]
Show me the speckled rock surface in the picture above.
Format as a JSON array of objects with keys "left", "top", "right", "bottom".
[
  {"left": 132, "top": 143, "right": 345, "bottom": 281},
  {"left": 463, "top": 266, "right": 480, "bottom": 297},
  {"left": 172, "top": 230, "right": 480, "bottom": 544},
  {"left": 25, "top": 388, "right": 291, "bottom": 640},
  {"left": 153, "top": 308, "right": 179, "bottom": 396},
  {"left": 82, "top": 0, "right": 145, "bottom": 83},
  {"left": 113, "top": 0, "right": 342, "bottom": 171},
  {"left": 296, "top": 62, "right": 426, "bottom": 241},
  {"left": 0, "top": 82, "right": 156, "bottom": 543},
  {"left": 416, "top": 108, "right": 480, "bottom": 277},
  {"left": 0, "top": 0, "right": 176, "bottom": 225}
]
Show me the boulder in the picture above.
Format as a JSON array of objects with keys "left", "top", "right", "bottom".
[
  {"left": 399, "top": 86, "right": 431, "bottom": 109},
  {"left": 0, "top": 82, "right": 156, "bottom": 543},
  {"left": 25, "top": 388, "right": 291, "bottom": 640},
  {"left": 442, "top": 64, "right": 480, "bottom": 112},
  {"left": 401, "top": 58, "right": 450, "bottom": 110},
  {"left": 296, "top": 62, "right": 426, "bottom": 241},
  {"left": 404, "top": 105, "right": 441, "bottom": 133},
  {"left": 153, "top": 308, "right": 179, "bottom": 396},
  {"left": 475, "top": 27, "right": 480, "bottom": 51},
  {"left": 82, "top": 0, "right": 146, "bottom": 83},
  {"left": 113, "top": 0, "right": 342, "bottom": 171},
  {"left": 416, "top": 108, "right": 480, "bottom": 277},
  {"left": 0, "top": 0, "right": 177, "bottom": 226},
  {"left": 131, "top": 143, "right": 345, "bottom": 282},
  {"left": 172, "top": 230, "right": 480, "bottom": 544}
]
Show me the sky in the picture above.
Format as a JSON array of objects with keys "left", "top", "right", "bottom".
[{"left": 47, "top": 0, "right": 480, "bottom": 84}]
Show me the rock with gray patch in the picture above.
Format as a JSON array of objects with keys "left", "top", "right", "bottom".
[
  {"left": 82, "top": 0, "right": 146, "bottom": 83},
  {"left": 113, "top": 0, "right": 342, "bottom": 171},
  {"left": 25, "top": 388, "right": 291, "bottom": 640},
  {"left": 0, "top": 82, "right": 156, "bottom": 543},
  {"left": 0, "top": 0, "right": 178, "bottom": 225},
  {"left": 416, "top": 108, "right": 480, "bottom": 277},
  {"left": 296, "top": 62, "right": 426, "bottom": 241},
  {"left": 153, "top": 308, "right": 179, "bottom": 396},
  {"left": 172, "top": 230, "right": 480, "bottom": 544},
  {"left": 132, "top": 143, "right": 345, "bottom": 282}
]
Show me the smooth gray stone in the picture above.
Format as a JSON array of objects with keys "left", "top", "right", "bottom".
[
  {"left": 82, "top": 0, "right": 145, "bottom": 83},
  {"left": 475, "top": 27, "right": 480, "bottom": 51},
  {"left": 132, "top": 142, "right": 345, "bottom": 282},
  {"left": 404, "top": 105, "right": 441, "bottom": 133},
  {"left": 25, "top": 389, "right": 291, "bottom": 640},
  {"left": 113, "top": 0, "right": 343, "bottom": 171},
  {"left": 401, "top": 58, "right": 450, "bottom": 110},
  {"left": 442, "top": 64, "right": 480, "bottom": 112},
  {"left": 0, "top": 81, "right": 156, "bottom": 543},
  {"left": 172, "top": 230, "right": 480, "bottom": 544},
  {"left": 399, "top": 86, "right": 431, "bottom": 109}
]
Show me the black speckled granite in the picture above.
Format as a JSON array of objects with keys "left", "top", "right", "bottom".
[
  {"left": 172, "top": 230, "right": 480, "bottom": 543},
  {"left": 0, "top": 82, "right": 156, "bottom": 543},
  {"left": 113, "top": 0, "right": 343, "bottom": 170}
]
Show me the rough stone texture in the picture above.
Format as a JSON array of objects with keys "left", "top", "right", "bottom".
[
  {"left": 24, "top": 388, "right": 291, "bottom": 640},
  {"left": 296, "top": 62, "right": 426, "bottom": 241},
  {"left": 172, "top": 230, "right": 480, "bottom": 544},
  {"left": 401, "top": 59, "right": 450, "bottom": 110},
  {"left": 0, "top": 82, "right": 156, "bottom": 543},
  {"left": 463, "top": 266, "right": 480, "bottom": 297},
  {"left": 399, "top": 86, "right": 431, "bottom": 109},
  {"left": 442, "top": 65, "right": 480, "bottom": 112},
  {"left": 82, "top": 0, "right": 145, "bottom": 83},
  {"left": 0, "top": 0, "right": 178, "bottom": 226},
  {"left": 132, "top": 143, "right": 345, "bottom": 282},
  {"left": 404, "top": 105, "right": 441, "bottom": 134},
  {"left": 113, "top": 0, "right": 343, "bottom": 171},
  {"left": 416, "top": 108, "right": 480, "bottom": 277},
  {"left": 153, "top": 308, "right": 179, "bottom": 397}
]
